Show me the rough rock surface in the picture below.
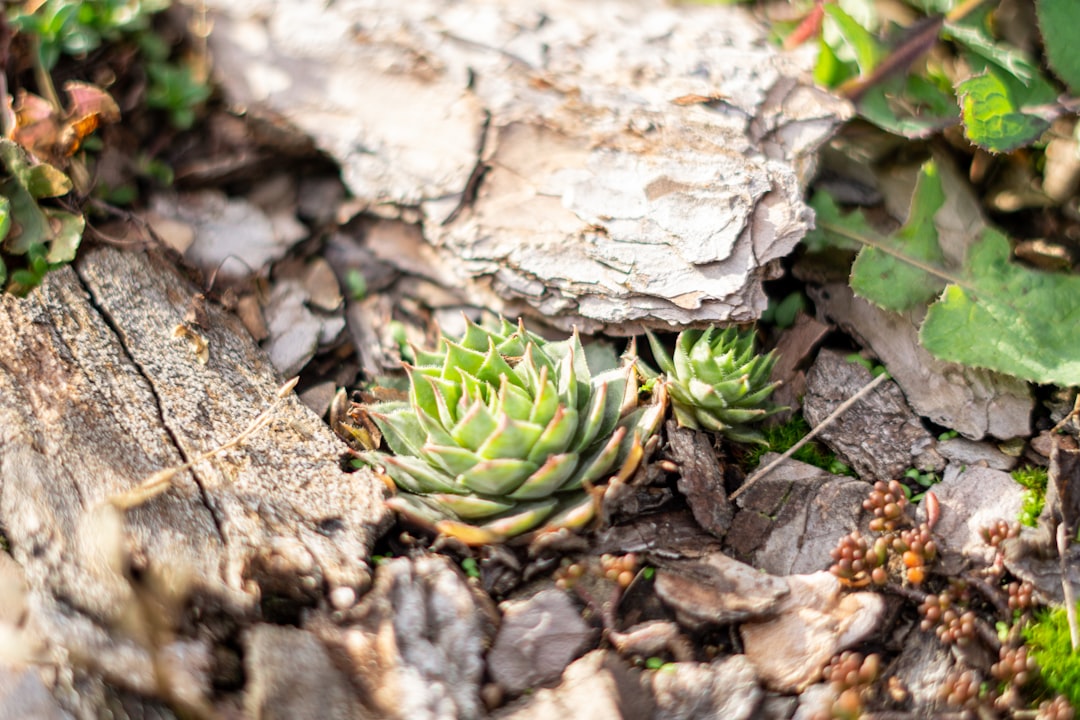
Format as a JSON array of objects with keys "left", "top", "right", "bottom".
[
  {"left": 487, "top": 589, "right": 595, "bottom": 694},
  {"left": 206, "top": 0, "right": 850, "bottom": 333},
  {"left": 727, "top": 456, "right": 867, "bottom": 575},
  {"left": 740, "top": 572, "right": 884, "bottom": 693},
  {"left": 650, "top": 655, "right": 762, "bottom": 720},
  {"left": 654, "top": 552, "right": 790, "bottom": 628},
  {"left": 493, "top": 650, "right": 653, "bottom": 720},
  {"left": 803, "top": 348, "right": 945, "bottom": 481}
]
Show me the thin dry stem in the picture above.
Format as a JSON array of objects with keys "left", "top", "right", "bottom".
[
  {"left": 1057, "top": 522, "right": 1080, "bottom": 651},
  {"left": 731, "top": 371, "right": 890, "bottom": 501},
  {"left": 109, "top": 378, "right": 298, "bottom": 510}
]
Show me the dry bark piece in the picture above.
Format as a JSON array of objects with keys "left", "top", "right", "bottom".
[
  {"left": 665, "top": 422, "right": 734, "bottom": 540},
  {"left": 488, "top": 589, "right": 596, "bottom": 694},
  {"left": 740, "top": 572, "right": 884, "bottom": 693},
  {"left": 803, "top": 348, "right": 945, "bottom": 481},
  {"left": 0, "top": 246, "right": 388, "bottom": 715},
  {"left": 206, "top": 0, "right": 850, "bottom": 333},
  {"left": 727, "top": 456, "right": 868, "bottom": 576},
  {"left": 808, "top": 284, "right": 1033, "bottom": 440},
  {"left": 492, "top": 650, "right": 653, "bottom": 720},
  {"left": 592, "top": 511, "right": 724, "bottom": 559},
  {"left": 768, "top": 313, "right": 832, "bottom": 422},
  {"left": 654, "top": 552, "right": 790, "bottom": 628}
]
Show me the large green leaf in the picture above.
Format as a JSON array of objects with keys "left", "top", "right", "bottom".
[
  {"left": 850, "top": 161, "right": 947, "bottom": 311},
  {"left": 811, "top": 161, "right": 1080, "bottom": 386},
  {"left": 1037, "top": 0, "right": 1080, "bottom": 94},
  {"left": 920, "top": 230, "right": 1080, "bottom": 386},
  {"left": 956, "top": 64, "right": 1059, "bottom": 153}
]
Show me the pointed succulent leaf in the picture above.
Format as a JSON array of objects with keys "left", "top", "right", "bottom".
[
  {"left": 443, "top": 341, "right": 487, "bottom": 382},
  {"left": 571, "top": 378, "right": 609, "bottom": 453},
  {"left": 528, "top": 365, "right": 560, "bottom": 428},
  {"left": 372, "top": 453, "right": 460, "bottom": 494},
  {"left": 474, "top": 498, "right": 560, "bottom": 539},
  {"left": 477, "top": 337, "right": 523, "bottom": 387},
  {"left": 496, "top": 374, "right": 534, "bottom": 419},
  {"left": 425, "top": 443, "right": 483, "bottom": 477},
  {"left": 528, "top": 405, "right": 579, "bottom": 462},
  {"left": 457, "top": 457, "right": 537, "bottom": 495},
  {"left": 507, "top": 453, "right": 580, "bottom": 500},
  {"left": 477, "top": 416, "right": 544, "bottom": 460},
  {"left": 426, "top": 493, "right": 516, "bottom": 519},
  {"left": 566, "top": 425, "right": 627, "bottom": 489},
  {"left": 449, "top": 401, "right": 499, "bottom": 452},
  {"left": 645, "top": 331, "right": 676, "bottom": 376},
  {"left": 370, "top": 404, "right": 426, "bottom": 457},
  {"left": 535, "top": 494, "right": 597, "bottom": 535}
]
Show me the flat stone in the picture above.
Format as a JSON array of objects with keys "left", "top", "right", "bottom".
[
  {"left": 741, "top": 572, "right": 884, "bottom": 693},
  {"left": 920, "top": 464, "right": 1026, "bottom": 575},
  {"left": 493, "top": 650, "right": 653, "bottom": 720},
  {"left": 651, "top": 655, "right": 762, "bottom": 720},
  {"left": 0, "top": 667, "right": 72, "bottom": 720},
  {"left": 727, "top": 456, "right": 868, "bottom": 576},
  {"left": 488, "top": 589, "right": 596, "bottom": 694},
  {"left": 654, "top": 552, "right": 789, "bottom": 628},
  {"left": 937, "top": 437, "right": 1018, "bottom": 472}
]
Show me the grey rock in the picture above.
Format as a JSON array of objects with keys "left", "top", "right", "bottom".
[
  {"left": 918, "top": 464, "right": 1025, "bottom": 575},
  {"left": 488, "top": 589, "right": 595, "bottom": 694},
  {"left": 650, "top": 655, "right": 762, "bottom": 720},
  {"left": 887, "top": 623, "right": 954, "bottom": 717},
  {"left": 0, "top": 668, "right": 72, "bottom": 720},
  {"left": 493, "top": 650, "right": 653, "bottom": 720},
  {"left": 937, "top": 437, "right": 1018, "bottom": 471},
  {"left": 654, "top": 552, "right": 789, "bottom": 628},
  {"left": 728, "top": 456, "right": 867, "bottom": 576},
  {"left": 790, "top": 684, "right": 834, "bottom": 720},
  {"left": 803, "top": 349, "right": 945, "bottom": 481},
  {"left": 325, "top": 555, "right": 491, "bottom": 720},
  {"left": 741, "top": 572, "right": 884, "bottom": 693},
  {"left": 244, "top": 625, "right": 362, "bottom": 720}
]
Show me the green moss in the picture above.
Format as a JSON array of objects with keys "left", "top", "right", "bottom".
[
  {"left": 1023, "top": 603, "right": 1080, "bottom": 707},
  {"left": 745, "top": 414, "right": 853, "bottom": 476},
  {"left": 1012, "top": 466, "right": 1048, "bottom": 528}
]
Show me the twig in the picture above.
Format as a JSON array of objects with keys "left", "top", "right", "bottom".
[
  {"left": 731, "top": 372, "right": 889, "bottom": 501},
  {"left": 108, "top": 377, "right": 298, "bottom": 510},
  {"left": 1057, "top": 522, "right": 1080, "bottom": 651}
]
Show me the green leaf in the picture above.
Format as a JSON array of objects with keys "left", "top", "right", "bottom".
[
  {"left": 920, "top": 230, "right": 1080, "bottom": 386},
  {"left": 25, "top": 163, "right": 73, "bottom": 199},
  {"left": 43, "top": 208, "right": 84, "bottom": 263},
  {"left": 945, "top": 8, "right": 1037, "bottom": 84},
  {"left": 850, "top": 161, "right": 948, "bottom": 311},
  {"left": 1037, "top": 0, "right": 1080, "bottom": 93},
  {"left": 0, "top": 196, "right": 10, "bottom": 244},
  {"left": 957, "top": 65, "right": 1057, "bottom": 153},
  {"left": 823, "top": 4, "right": 883, "bottom": 77},
  {"left": 858, "top": 74, "right": 957, "bottom": 139}
]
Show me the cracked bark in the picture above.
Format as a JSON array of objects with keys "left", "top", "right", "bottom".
[{"left": 0, "top": 246, "right": 389, "bottom": 717}]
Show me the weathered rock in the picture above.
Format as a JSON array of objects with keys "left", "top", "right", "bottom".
[
  {"left": 149, "top": 190, "right": 304, "bottom": 281},
  {"left": 937, "top": 437, "right": 1018, "bottom": 472},
  {"left": 0, "top": 668, "right": 72, "bottom": 720},
  {"left": 768, "top": 313, "right": 832, "bottom": 423},
  {"left": 244, "top": 625, "right": 364, "bottom": 720},
  {"left": 803, "top": 348, "right": 944, "bottom": 481},
  {"left": 727, "top": 456, "right": 867, "bottom": 575},
  {"left": 740, "top": 572, "right": 884, "bottom": 693},
  {"left": 320, "top": 555, "right": 492, "bottom": 720},
  {"left": 488, "top": 589, "right": 595, "bottom": 694},
  {"left": 808, "top": 284, "right": 1032, "bottom": 440},
  {"left": 650, "top": 655, "right": 762, "bottom": 720},
  {"left": 493, "top": 650, "right": 652, "bottom": 720},
  {"left": 654, "top": 552, "right": 789, "bottom": 628},
  {"left": 917, "top": 465, "right": 1025, "bottom": 575},
  {"left": 666, "top": 423, "right": 734, "bottom": 539},
  {"left": 887, "top": 622, "right": 954, "bottom": 717},
  {"left": 790, "top": 683, "right": 833, "bottom": 720},
  {"left": 207, "top": 0, "right": 850, "bottom": 333},
  {"left": 592, "top": 511, "right": 723, "bottom": 559}
]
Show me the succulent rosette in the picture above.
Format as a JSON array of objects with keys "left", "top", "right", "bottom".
[
  {"left": 359, "top": 318, "right": 665, "bottom": 545},
  {"left": 645, "top": 326, "right": 781, "bottom": 443}
]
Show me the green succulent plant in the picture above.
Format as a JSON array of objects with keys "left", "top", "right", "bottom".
[
  {"left": 358, "top": 318, "right": 665, "bottom": 546},
  {"left": 645, "top": 327, "right": 781, "bottom": 443}
]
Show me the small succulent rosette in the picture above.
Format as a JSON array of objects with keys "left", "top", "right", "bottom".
[
  {"left": 358, "top": 318, "right": 665, "bottom": 545},
  {"left": 645, "top": 326, "right": 782, "bottom": 443}
]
